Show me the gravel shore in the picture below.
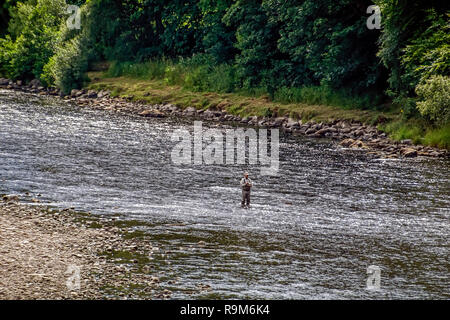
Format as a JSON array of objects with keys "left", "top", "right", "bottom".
[{"left": 0, "top": 198, "right": 169, "bottom": 300}]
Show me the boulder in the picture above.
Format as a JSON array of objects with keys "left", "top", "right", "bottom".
[
  {"left": 315, "top": 128, "right": 330, "bottom": 136},
  {"left": 224, "top": 114, "right": 234, "bottom": 121},
  {"left": 430, "top": 151, "right": 442, "bottom": 157},
  {"left": 2, "top": 194, "right": 19, "bottom": 202},
  {"left": 258, "top": 119, "right": 267, "bottom": 127},
  {"left": 97, "top": 90, "right": 110, "bottom": 98},
  {"left": 203, "top": 109, "right": 221, "bottom": 119},
  {"left": 139, "top": 109, "right": 166, "bottom": 118},
  {"left": 87, "top": 90, "right": 98, "bottom": 98},
  {"left": 305, "top": 128, "right": 316, "bottom": 135},
  {"left": 285, "top": 118, "right": 299, "bottom": 128},
  {"left": 248, "top": 116, "right": 258, "bottom": 125},
  {"left": 350, "top": 140, "right": 366, "bottom": 148},
  {"left": 401, "top": 148, "right": 418, "bottom": 158},
  {"left": 341, "top": 127, "right": 352, "bottom": 134},
  {"left": 401, "top": 139, "right": 413, "bottom": 145},
  {"left": 29, "top": 79, "right": 42, "bottom": 88},
  {"left": 161, "top": 104, "right": 178, "bottom": 112},
  {"left": 340, "top": 138, "right": 355, "bottom": 147},
  {"left": 70, "top": 89, "right": 84, "bottom": 97},
  {"left": 273, "top": 117, "right": 286, "bottom": 127},
  {"left": 0, "top": 78, "right": 9, "bottom": 85},
  {"left": 183, "top": 107, "right": 197, "bottom": 115}
]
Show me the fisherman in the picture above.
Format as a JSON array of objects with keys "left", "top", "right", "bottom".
[{"left": 240, "top": 172, "right": 253, "bottom": 208}]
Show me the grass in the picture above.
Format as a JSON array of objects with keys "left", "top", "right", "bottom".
[
  {"left": 423, "top": 126, "right": 450, "bottom": 149},
  {"left": 379, "top": 120, "right": 450, "bottom": 149},
  {"left": 87, "top": 72, "right": 391, "bottom": 124}
]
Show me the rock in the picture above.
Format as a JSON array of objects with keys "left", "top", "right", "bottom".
[
  {"left": 0, "top": 78, "right": 9, "bottom": 85},
  {"left": 430, "top": 151, "right": 441, "bottom": 157},
  {"left": 3, "top": 194, "right": 19, "bottom": 202},
  {"left": 248, "top": 116, "right": 258, "bottom": 125},
  {"left": 315, "top": 128, "right": 330, "bottom": 136},
  {"left": 350, "top": 140, "right": 366, "bottom": 149},
  {"left": 183, "top": 107, "right": 197, "bottom": 115},
  {"left": 203, "top": 109, "right": 219, "bottom": 119},
  {"left": 16, "top": 80, "right": 23, "bottom": 86},
  {"left": 197, "top": 240, "right": 206, "bottom": 247},
  {"left": 224, "top": 114, "right": 234, "bottom": 121},
  {"left": 139, "top": 109, "right": 165, "bottom": 118},
  {"left": 285, "top": 118, "right": 299, "bottom": 128},
  {"left": 29, "top": 79, "right": 42, "bottom": 88},
  {"left": 401, "top": 148, "right": 418, "bottom": 158},
  {"left": 97, "top": 90, "right": 110, "bottom": 98},
  {"left": 305, "top": 128, "right": 316, "bottom": 135},
  {"left": 161, "top": 104, "right": 178, "bottom": 113},
  {"left": 340, "top": 138, "right": 355, "bottom": 148},
  {"left": 341, "top": 127, "right": 352, "bottom": 134},
  {"left": 401, "top": 139, "right": 413, "bottom": 145},
  {"left": 258, "top": 119, "right": 267, "bottom": 127},
  {"left": 87, "top": 90, "right": 97, "bottom": 98},
  {"left": 70, "top": 89, "right": 84, "bottom": 97},
  {"left": 273, "top": 117, "right": 286, "bottom": 127}
]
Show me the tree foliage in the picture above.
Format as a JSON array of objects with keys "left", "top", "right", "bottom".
[{"left": 0, "top": 0, "right": 448, "bottom": 125}]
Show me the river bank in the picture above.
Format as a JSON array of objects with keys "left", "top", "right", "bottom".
[
  {"left": 0, "top": 78, "right": 447, "bottom": 159},
  {"left": 0, "top": 196, "right": 174, "bottom": 299}
]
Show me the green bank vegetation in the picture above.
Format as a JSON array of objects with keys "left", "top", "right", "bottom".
[{"left": 0, "top": 0, "right": 448, "bottom": 148}]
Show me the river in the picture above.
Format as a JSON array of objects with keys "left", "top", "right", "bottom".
[{"left": 0, "top": 89, "right": 448, "bottom": 299}]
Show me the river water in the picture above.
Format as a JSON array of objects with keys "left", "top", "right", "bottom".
[{"left": 0, "top": 89, "right": 448, "bottom": 299}]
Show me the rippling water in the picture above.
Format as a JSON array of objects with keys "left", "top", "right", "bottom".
[{"left": 0, "top": 89, "right": 449, "bottom": 299}]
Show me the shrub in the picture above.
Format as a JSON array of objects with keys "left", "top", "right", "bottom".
[
  {"left": 415, "top": 75, "right": 450, "bottom": 125},
  {"left": 42, "top": 36, "right": 89, "bottom": 94}
]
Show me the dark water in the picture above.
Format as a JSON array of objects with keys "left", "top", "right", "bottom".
[{"left": 0, "top": 89, "right": 449, "bottom": 299}]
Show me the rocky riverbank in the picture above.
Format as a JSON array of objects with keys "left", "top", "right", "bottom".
[
  {"left": 0, "top": 78, "right": 447, "bottom": 159},
  {"left": 0, "top": 195, "right": 173, "bottom": 300}
]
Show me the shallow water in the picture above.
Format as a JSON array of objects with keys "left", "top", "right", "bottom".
[{"left": 0, "top": 89, "right": 449, "bottom": 299}]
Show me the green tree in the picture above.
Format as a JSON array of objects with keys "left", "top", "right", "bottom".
[
  {"left": 265, "top": 0, "right": 384, "bottom": 92},
  {"left": 223, "top": 0, "right": 281, "bottom": 90},
  {"left": 375, "top": 0, "right": 448, "bottom": 96},
  {"left": 0, "top": 0, "right": 66, "bottom": 80}
]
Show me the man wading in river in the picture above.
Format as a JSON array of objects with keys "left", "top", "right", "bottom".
[{"left": 240, "top": 172, "right": 253, "bottom": 208}]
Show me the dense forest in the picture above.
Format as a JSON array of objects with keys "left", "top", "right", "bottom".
[{"left": 0, "top": 0, "right": 449, "bottom": 146}]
